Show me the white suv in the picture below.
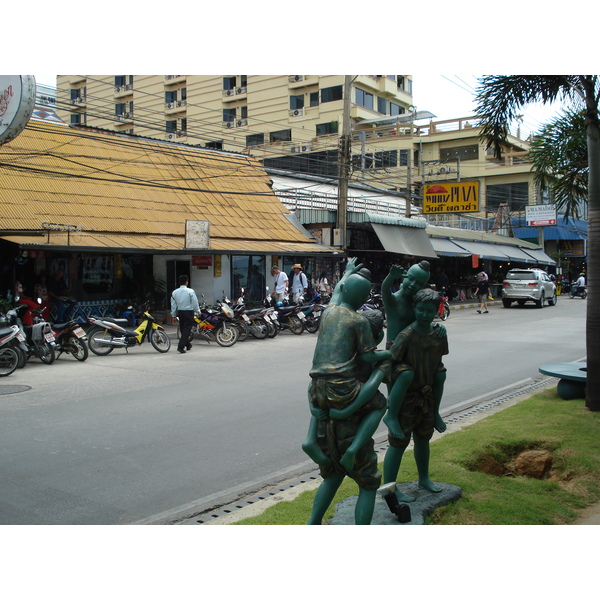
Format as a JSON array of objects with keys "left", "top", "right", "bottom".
[{"left": 502, "top": 269, "right": 557, "bottom": 308}]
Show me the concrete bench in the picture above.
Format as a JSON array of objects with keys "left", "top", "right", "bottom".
[{"left": 539, "top": 362, "right": 587, "bottom": 400}]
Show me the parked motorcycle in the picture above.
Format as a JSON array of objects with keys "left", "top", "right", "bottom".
[
  {"left": 50, "top": 320, "right": 89, "bottom": 361},
  {"left": 297, "top": 293, "right": 326, "bottom": 334},
  {"left": 0, "top": 324, "right": 26, "bottom": 376},
  {"left": 266, "top": 296, "right": 305, "bottom": 335},
  {"left": 10, "top": 302, "right": 57, "bottom": 364},
  {"left": 178, "top": 299, "right": 239, "bottom": 347},
  {"left": 87, "top": 303, "right": 171, "bottom": 355}
]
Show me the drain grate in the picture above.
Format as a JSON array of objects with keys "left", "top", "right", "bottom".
[
  {"left": 181, "top": 377, "right": 555, "bottom": 525},
  {"left": 0, "top": 385, "right": 32, "bottom": 395}
]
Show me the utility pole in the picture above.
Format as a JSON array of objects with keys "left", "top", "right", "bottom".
[{"left": 337, "top": 75, "right": 352, "bottom": 250}]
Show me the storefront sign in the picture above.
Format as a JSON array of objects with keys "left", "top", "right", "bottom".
[
  {"left": 423, "top": 182, "right": 479, "bottom": 214},
  {"left": 192, "top": 255, "right": 212, "bottom": 268},
  {"left": 0, "top": 76, "right": 36, "bottom": 145},
  {"left": 185, "top": 220, "right": 210, "bottom": 249},
  {"left": 560, "top": 239, "right": 586, "bottom": 257},
  {"left": 526, "top": 204, "right": 556, "bottom": 226}
]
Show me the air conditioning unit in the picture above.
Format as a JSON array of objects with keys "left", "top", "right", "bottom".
[
  {"left": 177, "top": 100, "right": 186, "bottom": 107},
  {"left": 123, "top": 112, "right": 131, "bottom": 119},
  {"left": 236, "top": 119, "right": 247, "bottom": 127},
  {"left": 167, "top": 133, "right": 176, "bottom": 140},
  {"left": 290, "top": 108, "right": 303, "bottom": 117},
  {"left": 166, "top": 102, "right": 175, "bottom": 109},
  {"left": 236, "top": 86, "right": 246, "bottom": 94},
  {"left": 289, "top": 75, "right": 303, "bottom": 82},
  {"left": 176, "top": 130, "right": 186, "bottom": 137},
  {"left": 226, "top": 121, "right": 234, "bottom": 128},
  {"left": 115, "top": 86, "right": 121, "bottom": 93},
  {"left": 225, "top": 89, "right": 235, "bottom": 96},
  {"left": 301, "top": 144, "right": 311, "bottom": 152},
  {"left": 438, "top": 166, "right": 451, "bottom": 174},
  {"left": 291, "top": 146, "right": 300, "bottom": 153}
]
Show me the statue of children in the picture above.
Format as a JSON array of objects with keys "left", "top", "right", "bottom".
[
  {"left": 382, "top": 287, "right": 449, "bottom": 501},
  {"left": 303, "top": 259, "right": 392, "bottom": 525}
]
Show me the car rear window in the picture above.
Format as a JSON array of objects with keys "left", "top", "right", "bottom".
[{"left": 505, "top": 272, "right": 536, "bottom": 281}]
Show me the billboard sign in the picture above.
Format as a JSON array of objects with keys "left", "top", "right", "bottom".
[
  {"left": 423, "top": 181, "right": 479, "bottom": 214},
  {"left": 0, "top": 76, "right": 36, "bottom": 145},
  {"left": 526, "top": 204, "right": 557, "bottom": 226}
]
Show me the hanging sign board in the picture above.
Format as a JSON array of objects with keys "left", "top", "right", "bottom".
[
  {"left": 0, "top": 76, "right": 36, "bottom": 145},
  {"left": 526, "top": 204, "right": 557, "bottom": 226},
  {"left": 185, "top": 220, "right": 210, "bottom": 249},
  {"left": 423, "top": 182, "right": 479, "bottom": 214},
  {"left": 192, "top": 255, "right": 212, "bottom": 267}
]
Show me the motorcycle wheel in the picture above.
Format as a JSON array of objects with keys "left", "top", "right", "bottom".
[
  {"left": 12, "top": 343, "right": 27, "bottom": 368},
  {"left": 288, "top": 315, "right": 304, "bottom": 335},
  {"left": 304, "top": 316, "right": 319, "bottom": 333},
  {"left": 215, "top": 324, "right": 239, "bottom": 347},
  {"left": 88, "top": 327, "right": 115, "bottom": 356},
  {"left": 36, "top": 341, "right": 55, "bottom": 364},
  {"left": 65, "top": 335, "right": 89, "bottom": 361},
  {"left": 234, "top": 320, "right": 249, "bottom": 342},
  {"left": 441, "top": 305, "right": 450, "bottom": 321},
  {"left": 250, "top": 317, "right": 268, "bottom": 339},
  {"left": 582, "top": 290, "right": 587, "bottom": 299},
  {"left": 0, "top": 347, "right": 19, "bottom": 377},
  {"left": 266, "top": 319, "right": 278, "bottom": 338},
  {"left": 150, "top": 328, "right": 171, "bottom": 353}
]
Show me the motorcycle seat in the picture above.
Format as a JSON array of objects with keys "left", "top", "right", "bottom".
[{"left": 99, "top": 317, "right": 131, "bottom": 326}]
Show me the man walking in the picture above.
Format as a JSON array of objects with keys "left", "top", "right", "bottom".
[
  {"left": 171, "top": 275, "right": 200, "bottom": 354},
  {"left": 270, "top": 265, "right": 288, "bottom": 303},
  {"left": 290, "top": 263, "right": 308, "bottom": 304}
]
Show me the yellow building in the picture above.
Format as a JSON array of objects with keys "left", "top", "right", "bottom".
[{"left": 56, "top": 75, "right": 536, "bottom": 224}]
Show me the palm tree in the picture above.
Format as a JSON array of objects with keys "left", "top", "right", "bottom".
[{"left": 474, "top": 75, "right": 600, "bottom": 412}]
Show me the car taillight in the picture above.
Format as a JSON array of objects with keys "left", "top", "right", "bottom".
[{"left": 528, "top": 282, "right": 538, "bottom": 286}]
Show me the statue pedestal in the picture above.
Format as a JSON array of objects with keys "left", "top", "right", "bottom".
[{"left": 329, "top": 481, "right": 462, "bottom": 525}]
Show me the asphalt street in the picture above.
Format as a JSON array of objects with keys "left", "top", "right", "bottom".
[{"left": 0, "top": 297, "right": 587, "bottom": 524}]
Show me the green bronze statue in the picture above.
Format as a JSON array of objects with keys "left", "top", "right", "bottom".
[
  {"left": 382, "top": 287, "right": 448, "bottom": 502},
  {"left": 302, "top": 258, "right": 392, "bottom": 525}
]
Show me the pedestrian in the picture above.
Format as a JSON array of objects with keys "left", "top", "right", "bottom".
[
  {"left": 170, "top": 274, "right": 200, "bottom": 354},
  {"left": 270, "top": 265, "right": 288, "bottom": 303},
  {"left": 34, "top": 272, "right": 50, "bottom": 319},
  {"left": 290, "top": 263, "right": 308, "bottom": 304},
  {"left": 475, "top": 272, "right": 490, "bottom": 314},
  {"left": 315, "top": 270, "right": 331, "bottom": 300},
  {"left": 47, "top": 267, "right": 77, "bottom": 323}
]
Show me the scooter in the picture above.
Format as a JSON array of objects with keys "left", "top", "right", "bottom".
[
  {"left": 569, "top": 284, "right": 587, "bottom": 299},
  {"left": 50, "top": 319, "right": 89, "bottom": 361},
  {"left": 436, "top": 289, "right": 450, "bottom": 321},
  {"left": 178, "top": 299, "right": 239, "bottom": 347},
  {"left": 87, "top": 303, "right": 171, "bottom": 355},
  {"left": 11, "top": 301, "right": 57, "bottom": 364},
  {"left": 0, "top": 324, "right": 26, "bottom": 376},
  {"left": 267, "top": 295, "right": 305, "bottom": 335}
]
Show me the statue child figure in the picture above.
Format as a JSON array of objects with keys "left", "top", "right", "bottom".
[
  {"left": 302, "top": 259, "right": 392, "bottom": 525},
  {"left": 382, "top": 287, "right": 449, "bottom": 501}
]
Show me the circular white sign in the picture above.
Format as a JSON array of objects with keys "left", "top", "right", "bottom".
[{"left": 0, "top": 75, "right": 36, "bottom": 145}]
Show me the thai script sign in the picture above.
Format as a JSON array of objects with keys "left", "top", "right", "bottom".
[{"left": 423, "top": 182, "right": 479, "bottom": 214}]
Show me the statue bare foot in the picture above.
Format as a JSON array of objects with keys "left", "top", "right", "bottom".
[
  {"left": 419, "top": 477, "right": 442, "bottom": 493},
  {"left": 383, "top": 413, "right": 405, "bottom": 440},
  {"left": 435, "top": 414, "right": 447, "bottom": 433}
]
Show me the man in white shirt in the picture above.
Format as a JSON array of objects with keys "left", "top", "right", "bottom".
[
  {"left": 290, "top": 263, "right": 308, "bottom": 304},
  {"left": 575, "top": 273, "right": 586, "bottom": 294},
  {"left": 271, "top": 265, "right": 288, "bottom": 303},
  {"left": 171, "top": 274, "right": 200, "bottom": 354}
]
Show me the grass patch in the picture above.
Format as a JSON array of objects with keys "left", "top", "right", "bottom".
[{"left": 235, "top": 388, "right": 600, "bottom": 525}]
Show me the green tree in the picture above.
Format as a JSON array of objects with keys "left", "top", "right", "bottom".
[{"left": 475, "top": 75, "right": 600, "bottom": 412}]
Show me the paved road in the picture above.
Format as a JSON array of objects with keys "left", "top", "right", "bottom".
[{"left": 0, "top": 298, "right": 587, "bottom": 524}]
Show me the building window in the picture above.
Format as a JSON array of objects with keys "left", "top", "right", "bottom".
[
  {"left": 321, "top": 85, "right": 343, "bottom": 103},
  {"left": 166, "top": 90, "right": 177, "bottom": 103},
  {"left": 316, "top": 122, "right": 338, "bottom": 136},
  {"left": 70, "top": 114, "right": 81, "bottom": 125},
  {"left": 223, "top": 76, "right": 236, "bottom": 90},
  {"left": 377, "top": 97, "right": 387, "bottom": 114},
  {"left": 166, "top": 120, "right": 177, "bottom": 133},
  {"left": 396, "top": 76, "right": 411, "bottom": 94},
  {"left": 115, "top": 103, "right": 125, "bottom": 116},
  {"left": 223, "top": 108, "right": 236, "bottom": 122},
  {"left": 246, "top": 133, "right": 264, "bottom": 146},
  {"left": 310, "top": 92, "right": 319, "bottom": 107},
  {"left": 180, "top": 118, "right": 187, "bottom": 133},
  {"left": 399, "top": 149, "right": 409, "bottom": 166},
  {"left": 240, "top": 75, "right": 248, "bottom": 87},
  {"left": 440, "top": 144, "right": 479, "bottom": 161},
  {"left": 375, "top": 150, "right": 397, "bottom": 168},
  {"left": 390, "top": 103, "right": 405, "bottom": 116},
  {"left": 115, "top": 75, "right": 133, "bottom": 87},
  {"left": 241, "top": 106, "right": 248, "bottom": 119},
  {"left": 231, "top": 256, "right": 267, "bottom": 302},
  {"left": 206, "top": 141, "right": 223, "bottom": 150},
  {"left": 355, "top": 88, "right": 373, "bottom": 110},
  {"left": 290, "top": 94, "right": 304, "bottom": 110},
  {"left": 270, "top": 129, "right": 292, "bottom": 143},
  {"left": 486, "top": 182, "right": 529, "bottom": 212}
]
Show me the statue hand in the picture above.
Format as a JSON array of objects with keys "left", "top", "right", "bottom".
[
  {"left": 329, "top": 407, "right": 349, "bottom": 420},
  {"left": 434, "top": 323, "right": 447, "bottom": 338},
  {"left": 344, "top": 257, "right": 363, "bottom": 277},
  {"left": 310, "top": 407, "right": 329, "bottom": 421}
]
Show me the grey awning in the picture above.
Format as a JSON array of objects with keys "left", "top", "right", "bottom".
[
  {"left": 520, "top": 248, "right": 556, "bottom": 266},
  {"left": 493, "top": 244, "right": 539, "bottom": 263},
  {"left": 371, "top": 223, "right": 437, "bottom": 259},
  {"left": 450, "top": 240, "right": 511, "bottom": 261},
  {"left": 429, "top": 237, "right": 471, "bottom": 257}
]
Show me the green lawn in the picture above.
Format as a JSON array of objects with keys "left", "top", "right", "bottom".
[{"left": 235, "top": 389, "right": 600, "bottom": 525}]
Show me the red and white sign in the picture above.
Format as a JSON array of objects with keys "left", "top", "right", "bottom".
[
  {"left": 525, "top": 204, "right": 557, "bottom": 227},
  {"left": 0, "top": 76, "right": 36, "bottom": 145}
]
